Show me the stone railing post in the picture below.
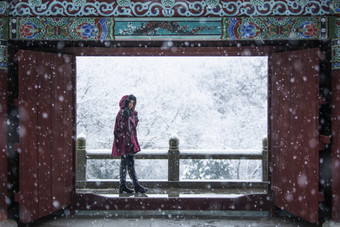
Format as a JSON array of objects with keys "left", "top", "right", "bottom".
[
  {"left": 76, "top": 134, "right": 87, "bottom": 182},
  {"left": 168, "top": 135, "right": 180, "bottom": 182},
  {"left": 262, "top": 137, "right": 268, "bottom": 182}
]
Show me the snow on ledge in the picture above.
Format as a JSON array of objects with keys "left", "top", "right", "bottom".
[
  {"left": 86, "top": 149, "right": 262, "bottom": 156},
  {"left": 77, "top": 133, "right": 87, "bottom": 139}
]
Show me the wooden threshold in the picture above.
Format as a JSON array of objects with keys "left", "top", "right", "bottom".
[{"left": 73, "top": 193, "right": 271, "bottom": 211}]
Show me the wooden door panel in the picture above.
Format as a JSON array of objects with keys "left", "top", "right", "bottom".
[
  {"left": 0, "top": 70, "right": 8, "bottom": 220},
  {"left": 17, "top": 51, "right": 40, "bottom": 222},
  {"left": 270, "top": 48, "right": 320, "bottom": 223},
  {"left": 51, "top": 53, "right": 65, "bottom": 212},
  {"left": 50, "top": 53, "right": 74, "bottom": 211},
  {"left": 36, "top": 52, "right": 53, "bottom": 217},
  {"left": 16, "top": 50, "right": 75, "bottom": 223},
  {"left": 62, "top": 54, "right": 74, "bottom": 206},
  {"left": 331, "top": 70, "right": 340, "bottom": 222}
]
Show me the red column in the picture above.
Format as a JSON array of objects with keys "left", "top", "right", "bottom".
[{"left": 0, "top": 69, "right": 8, "bottom": 220}]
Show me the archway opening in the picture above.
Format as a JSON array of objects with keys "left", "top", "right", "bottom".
[{"left": 76, "top": 56, "right": 268, "bottom": 190}]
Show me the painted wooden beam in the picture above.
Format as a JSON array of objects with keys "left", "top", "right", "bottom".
[{"left": 8, "top": 0, "right": 331, "bottom": 17}]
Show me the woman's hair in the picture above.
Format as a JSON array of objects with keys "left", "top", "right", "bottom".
[
  {"left": 129, "top": 94, "right": 137, "bottom": 105},
  {"left": 127, "top": 94, "right": 137, "bottom": 111}
]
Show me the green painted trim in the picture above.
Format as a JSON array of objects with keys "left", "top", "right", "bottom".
[
  {"left": 115, "top": 19, "right": 222, "bottom": 40},
  {"left": 115, "top": 36, "right": 222, "bottom": 40},
  {"left": 0, "top": 42, "right": 7, "bottom": 70},
  {"left": 329, "top": 16, "right": 340, "bottom": 39},
  {"left": 8, "top": 16, "right": 330, "bottom": 41},
  {"left": 332, "top": 41, "right": 340, "bottom": 70},
  {"left": 0, "top": 17, "right": 8, "bottom": 41}
]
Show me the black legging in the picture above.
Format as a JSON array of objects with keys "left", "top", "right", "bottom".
[{"left": 120, "top": 154, "right": 138, "bottom": 184}]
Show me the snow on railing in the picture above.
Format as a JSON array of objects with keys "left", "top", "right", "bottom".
[{"left": 76, "top": 135, "right": 268, "bottom": 185}]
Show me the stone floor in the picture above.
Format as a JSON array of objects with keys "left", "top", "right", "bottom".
[
  {"left": 1, "top": 215, "right": 325, "bottom": 227},
  {"left": 3, "top": 208, "right": 339, "bottom": 227},
  {"left": 2, "top": 188, "right": 339, "bottom": 227}
]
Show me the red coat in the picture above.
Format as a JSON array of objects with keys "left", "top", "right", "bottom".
[{"left": 112, "top": 95, "right": 141, "bottom": 157}]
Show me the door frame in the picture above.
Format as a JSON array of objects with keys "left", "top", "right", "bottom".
[{"left": 6, "top": 40, "right": 332, "bottom": 223}]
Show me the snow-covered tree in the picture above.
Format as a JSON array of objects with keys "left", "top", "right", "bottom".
[{"left": 77, "top": 56, "right": 267, "bottom": 180}]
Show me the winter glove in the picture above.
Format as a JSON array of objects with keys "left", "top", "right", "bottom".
[
  {"left": 122, "top": 107, "right": 131, "bottom": 119},
  {"left": 133, "top": 111, "right": 139, "bottom": 125}
]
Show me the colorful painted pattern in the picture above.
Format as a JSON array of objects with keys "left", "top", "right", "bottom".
[
  {"left": 336, "top": 22, "right": 340, "bottom": 40},
  {"left": 9, "top": 0, "right": 330, "bottom": 17},
  {"left": 0, "top": 42, "right": 7, "bottom": 69},
  {"left": 10, "top": 17, "right": 114, "bottom": 40},
  {"left": 0, "top": 1, "right": 7, "bottom": 15},
  {"left": 330, "top": 17, "right": 340, "bottom": 39},
  {"left": 332, "top": 40, "right": 340, "bottom": 70},
  {"left": 330, "top": 18, "right": 340, "bottom": 39},
  {"left": 9, "top": 17, "right": 331, "bottom": 41},
  {"left": 115, "top": 19, "right": 221, "bottom": 39},
  {"left": 222, "top": 17, "right": 326, "bottom": 40},
  {"left": 332, "top": 0, "right": 340, "bottom": 14}
]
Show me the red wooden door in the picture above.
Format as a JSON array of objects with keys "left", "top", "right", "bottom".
[
  {"left": 15, "top": 50, "right": 75, "bottom": 223},
  {"left": 331, "top": 69, "right": 340, "bottom": 222},
  {"left": 269, "top": 48, "right": 321, "bottom": 223},
  {"left": 0, "top": 70, "right": 8, "bottom": 220}
]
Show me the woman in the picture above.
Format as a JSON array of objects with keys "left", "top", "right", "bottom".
[{"left": 112, "top": 94, "right": 148, "bottom": 194}]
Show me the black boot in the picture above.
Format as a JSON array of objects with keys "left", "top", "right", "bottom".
[
  {"left": 119, "top": 155, "right": 134, "bottom": 194},
  {"left": 127, "top": 154, "right": 148, "bottom": 194}
]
